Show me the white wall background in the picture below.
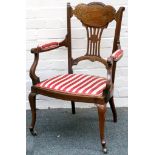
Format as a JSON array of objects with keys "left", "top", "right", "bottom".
[{"left": 26, "top": 0, "right": 128, "bottom": 109}]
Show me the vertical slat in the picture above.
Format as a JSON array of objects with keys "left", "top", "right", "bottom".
[
  {"left": 86, "top": 26, "right": 90, "bottom": 55},
  {"left": 97, "top": 28, "right": 104, "bottom": 57},
  {"left": 86, "top": 26, "right": 104, "bottom": 57},
  {"left": 92, "top": 28, "right": 96, "bottom": 55},
  {"left": 96, "top": 28, "right": 100, "bottom": 56},
  {"left": 89, "top": 27, "right": 93, "bottom": 55}
]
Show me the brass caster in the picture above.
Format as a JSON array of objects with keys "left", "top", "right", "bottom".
[
  {"left": 102, "top": 141, "right": 108, "bottom": 154},
  {"left": 102, "top": 147, "right": 108, "bottom": 154}
]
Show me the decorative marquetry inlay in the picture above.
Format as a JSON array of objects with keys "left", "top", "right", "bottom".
[
  {"left": 73, "top": 2, "right": 116, "bottom": 27},
  {"left": 73, "top": 2, "right": 116, "bottom": 57}
]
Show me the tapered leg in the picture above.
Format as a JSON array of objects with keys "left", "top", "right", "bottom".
[
  {"left": 71, "top": 101, "right": 76, "bottom": 114},
  {"left": 29, "top": 92, "right": 37, "bottom": 136},
  {"left": 97, "top": 103, "right": 107, "bottom": 153},
  {"left": 109, "top": 97, "right": 117, "bottom": 122}
]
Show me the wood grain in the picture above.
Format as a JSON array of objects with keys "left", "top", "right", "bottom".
[{"left": 74, "top": 2, "right": 116, "bottom": 27}]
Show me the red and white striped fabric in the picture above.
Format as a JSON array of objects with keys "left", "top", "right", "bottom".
[
  {"left": 112, "top": 49, "right": 123, "bottom": 61},
  {"left": 36, "top": 74, "right": 107, "bottom": 97},
  {"left": 38, "top": 42, "right": 59, "bottom": 50}
]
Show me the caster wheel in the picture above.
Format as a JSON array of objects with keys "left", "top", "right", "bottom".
[
  {"left": 29, "top": 127, "right": 37, "bottom": 136},
  {"left": 103, "top": 147, "right": 108, "bottom": 154},
  {"left": 102, "top": 141, "right": 108, "bottom": 154}
]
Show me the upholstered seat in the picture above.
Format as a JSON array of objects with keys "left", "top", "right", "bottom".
[{"left": 35, "top": 74, "right": 107, "bottom": 97}]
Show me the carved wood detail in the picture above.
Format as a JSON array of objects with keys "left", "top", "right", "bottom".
[
  {"left": 29, "top": 53, "right": 40, "bottom": 85},
  {"left": 73, "top": 3, "right": 116, "bottom": 27},
  {"left": 28, "top": 3, "right": 125, "bottom": 152},
  {"left": 86, "top": 26, "right": 104, "bottom": 56},
  {"left": 72, "top": 55, "right": 108, "bottom": 68}
]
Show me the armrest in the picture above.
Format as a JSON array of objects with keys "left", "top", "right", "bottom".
[
  {"left": 29, "top": 36, "right": 68, "bottom": 84},
  {"left": 29, "top": 35, "right": 68, "bottom": 84},
  {"left": 31, "top": 36, "right": 68, "bottom": 53},
  {"left": 103, "top": 48, "right": 123, "bottom": 101},
  {"left": 111, "top": 49, "right": 123, "bottom": 62},
  {"left": 103, "top": 49, "right": 123, "bottom": 102},
  {"left": 29, "top": 53, "right": 40, "bottom": 85},
  {"left": 38, "top": 41, "right": 59, "bottom": 50}
]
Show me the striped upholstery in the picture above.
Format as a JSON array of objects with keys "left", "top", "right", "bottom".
[
  {"left": 36, "top": 74, "right": 107, "bottom": 97},
  {"left": 38, "top": 42, "right": 59, "bottom": 50},
  {"left": 112, "top": 49, "right": 123, "bottom": 61}
]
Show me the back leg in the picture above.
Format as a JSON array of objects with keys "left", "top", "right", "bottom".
[
  {"left": 71, "top": 101, "right": 76, "bottom": 114},
  {"left": 29, "top": 92, "right": 37, "bottom": 136},
  {"left": 109, "top": 97, "right": 117, "bottom": 122}
]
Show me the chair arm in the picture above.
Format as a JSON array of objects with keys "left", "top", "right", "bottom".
[
  {"left": 105, "top": 45, "right": 123, "bottom": 68},
  {"left": 29, "top": 53, "right": 40, "bottom": 85},
  {"left": 111, "top": 40, "right": 123, "bottom": 62},
  {"left": 103, "top": 61, "right": 113, "bottom": 102},
  {"left": 29, "top": 36, "right": 68, "bottom": 85},
  {"left": 111, "top": 49, "right": 123, "bottom": 62},
  {"left": 103, "top": 48, "right": 123, "bottom": 101},
  {"left": 29, "top": 35, "right": 68, "bottom": 84},
  {"left": 31, "top": 36, "right": 68, "bottom": 54}
]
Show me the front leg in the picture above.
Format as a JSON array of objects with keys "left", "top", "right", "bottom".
[
  {"left": 97, "top": 103, "right": 107, "bottom": 153},
  {"left": 29, "top": 92, "right": 37, "bottom": 136}
]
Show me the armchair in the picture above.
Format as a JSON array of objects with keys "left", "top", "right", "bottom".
[{"left": 28, "top": 2, "right": 125, "bottom": 153}]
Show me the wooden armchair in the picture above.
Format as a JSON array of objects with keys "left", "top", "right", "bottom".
[{"left": 28, "top": 2, "right": 125, "bottom": 153}]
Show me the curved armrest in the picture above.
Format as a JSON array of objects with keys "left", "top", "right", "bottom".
[
  {"left": 38, "top": 41, "right": 59, "bottom": 50},
  {"left": 111, "top": 49, "right": 123, "bottom": 62},
  {"left": 29, "top": 36, "right": 68, "bottom": 84},
  {"left": 31, "top": 36, "right": 68, "bottom": 53},
  {"left": 29, "top": 53, "right": 40, "bottom": 85},
  {"left": 103, "top": 49, "right": 123, "bottom": 101}
]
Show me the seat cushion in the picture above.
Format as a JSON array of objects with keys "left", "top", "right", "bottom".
[{"left": 35, "top": 74, "right": 107, "bottom": 97}]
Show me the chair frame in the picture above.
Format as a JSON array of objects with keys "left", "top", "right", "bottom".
[{"left": 28, "top": 2, "right": 125, "bottom": 153}]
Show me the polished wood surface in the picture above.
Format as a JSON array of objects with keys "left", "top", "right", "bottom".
[
  {"left": 28, "top": 2, "right": 125, "bottom": 153},
  {"left": 97, "top": 103, "right": 107, "bottom": 153},
  {"left": 74, "top": 2, "right": 116, "bottom": 27}
]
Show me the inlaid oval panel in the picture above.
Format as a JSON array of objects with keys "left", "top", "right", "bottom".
[{"left": 73, "top": 3, "right": 116, "bottom": 27}]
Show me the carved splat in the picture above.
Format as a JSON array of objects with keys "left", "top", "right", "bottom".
[
  {"left": 86, "top": 26, "right": 104, "bottom": 56},
  {"left": 72, "top": 26, "right": 107, "bottom": 66},
  {"left": 72, "top": 2, "right": 117, "bottom": 62},
  {"left": 73, "top": 2, "right": 116, "bottom": 27},
  {"left": 71, "top": 2, "right": 125, "bottom": 71}
]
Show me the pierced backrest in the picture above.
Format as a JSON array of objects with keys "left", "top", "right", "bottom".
[
  {"left": 67, "top": 2, "right": 125, "bottom": 82},
  {"left": 85, "top": 26, "right": 104, "bottom": 57},
  {"left": 73, "top": 2, "right": 116, "bottom": 57}
]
